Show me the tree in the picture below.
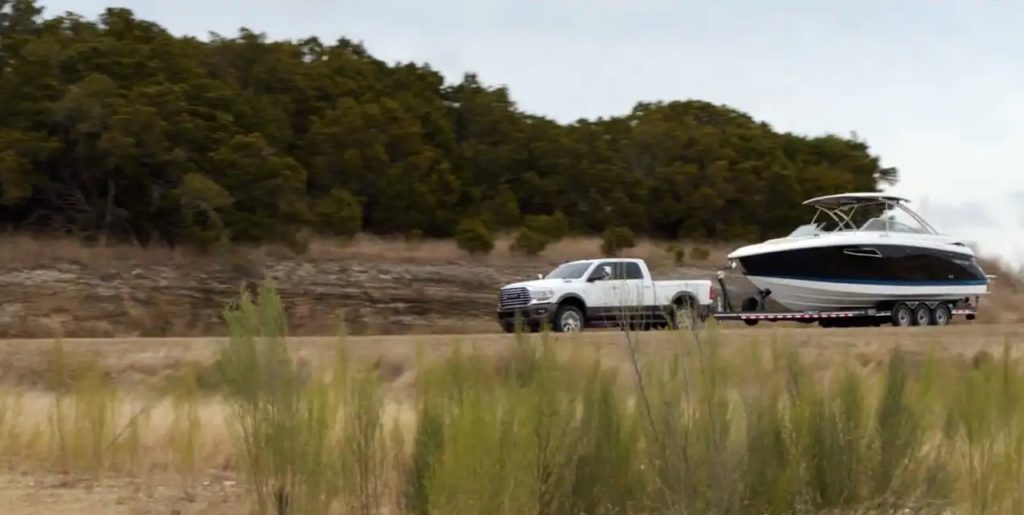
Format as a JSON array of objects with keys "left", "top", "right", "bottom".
[
  {"left": 455, "top": 219, "right": 493, "bottom": 255},
  {"left": 312, "top": 187, "right": 362, "bottom": 237},
  {"left": 0, "top": 1, "right": 898, "bottom": 248},
  {"left": 601, "top": 227, "right": 636, "bottom": 256},
  {"left": 511, "top": 228, "right": 549, "bottom": 256}
]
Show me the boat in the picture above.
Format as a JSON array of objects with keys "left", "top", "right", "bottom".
[{"left": 726, "top": 192, "right": 990, "bottom": 312}]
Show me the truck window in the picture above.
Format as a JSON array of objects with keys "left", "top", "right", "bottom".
[
  {"left": 546, "top": 262, "right": 592, "bottom": 279},
  {"left": 600, "top": 261, "right": 642, "bottom": 280},
  {"left": 622, "top": 262, "right": 644, "bottom": 280},
  {"left": 588, "top": 262, "right": 613, "bottom": 281}
]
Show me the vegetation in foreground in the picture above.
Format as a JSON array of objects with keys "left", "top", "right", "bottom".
[
  {"left": 2, "top": 282, "right": 1024, "bottom": 514},
  {"left": 0, "top": 0, "right": 894, "bottom": 250}
]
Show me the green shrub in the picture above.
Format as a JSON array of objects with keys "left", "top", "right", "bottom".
[
  {"left": 510, "top": 228, "right": 549, "bottom": 255},
  {"left": 405, "top": 229, "right": 425, "bottom": 243},
  {"left": 454, "top": 219, "right": 494, "bottom": 255},
  {"left": 667, "top": 243, "right": 686, "bottom": 266},
  {"left": 691, "top": 246, "right": 711, "bottom": 261},
  {"left": 601, "top": 227, "right": 635, "bottom": 256},
  {"left": 219, "top": 280, "right": 342, "bottom": 515},
  {"left": 523, "top": 212, "right": 569, "bottom": 241}
]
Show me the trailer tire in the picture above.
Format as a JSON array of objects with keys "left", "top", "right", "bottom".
[
  {"left": 912, "top": 304, "right": 932, "bottom": 326},
  {"left": 892, "top": 304, "right": 913, "bottom": 327},
  {"left": 931, "top": 304, "right": 951, "bottom": 326}
]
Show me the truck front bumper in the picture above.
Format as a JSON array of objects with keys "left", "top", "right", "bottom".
[{"left": 496, "top": 303, "right": 556, "bottom": 331}]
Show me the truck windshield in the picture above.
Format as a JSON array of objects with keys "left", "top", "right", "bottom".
[{"left": 545, "top": 262, "right": 591, "bottom": 279}]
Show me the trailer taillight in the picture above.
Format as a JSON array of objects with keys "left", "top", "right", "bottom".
[{"left": 710, "top": 288, "right": 717, "bottom": 300}]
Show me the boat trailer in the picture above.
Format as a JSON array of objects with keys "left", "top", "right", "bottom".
[{"left": 711, "top": 271, "right": 980, "bottom": 328}]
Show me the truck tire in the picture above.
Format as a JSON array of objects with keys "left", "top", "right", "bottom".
[
  {"left": 553, "top": 305, "right": 584, "bottom": 333},
  {"left": 671, "top": 297, "right": 698, "bottom": 330}
]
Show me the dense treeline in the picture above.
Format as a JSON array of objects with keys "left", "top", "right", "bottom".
[{"left": 0, "top": 0, "right": 897, "bottom": 248}]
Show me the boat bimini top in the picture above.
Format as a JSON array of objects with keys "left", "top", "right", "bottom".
[{"left": 788, "top": 192, "right": 940, "bottom": 237}]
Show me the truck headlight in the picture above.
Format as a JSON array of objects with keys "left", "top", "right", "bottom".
[{"left": 530, "top": 289, "right": 554, "bottom": 302}]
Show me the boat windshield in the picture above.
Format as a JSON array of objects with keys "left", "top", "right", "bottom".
[
  {"left": 793, "top": 198, "right": 938, "bottom": 236},
  {"left": 859, "top": 208, "right": 930, "bottom": 233}
]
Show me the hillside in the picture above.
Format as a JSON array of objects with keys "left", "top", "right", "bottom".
[
  {"left": 0, "top": 235, "right": 731, "bottom": 337},
  {"left": 1, "top": 235, "right": 1020, "bottom": 338}
]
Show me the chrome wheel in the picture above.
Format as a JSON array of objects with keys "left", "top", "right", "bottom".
[
  {"left": 559, "top": 311, "right": 582, "bottom": 332},
  {"left": 932, "top": 304, "right": 951, "bottom": 326}
]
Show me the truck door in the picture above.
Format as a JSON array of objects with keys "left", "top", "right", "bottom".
[
  {"left": 610, "top": 261, "right": 655, "bottom": 319},
  {"left": 582, "top": 261, "right": 618, "bottom": 319}
]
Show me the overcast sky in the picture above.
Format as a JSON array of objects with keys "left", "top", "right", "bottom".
[{"left": 39, "top": 0, "right": 1024, "bottom": 267}]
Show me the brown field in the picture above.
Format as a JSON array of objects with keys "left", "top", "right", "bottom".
[{"left": 2, "top": 324, "right": 1024, "bottom": 513}]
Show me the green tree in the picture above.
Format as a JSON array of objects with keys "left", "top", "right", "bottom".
[
  {"left": 0, "top": 1, "right": 899, "bottom": 248},
  {"left": 511, "top": 228, "right": 549, "bottom": 256},
  {"left": 455, "top": 218, "right": 494, "bottom": 255},
  {"left": 601, "top": 227, "right": 636, "bottom": 256},
  {"left": 312, "top": 187, "right": 362, "bottom": 237}
]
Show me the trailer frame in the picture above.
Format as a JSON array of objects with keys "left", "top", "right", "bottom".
[{"left": 711, "top": 271, "right": 981, "bottom": 327}]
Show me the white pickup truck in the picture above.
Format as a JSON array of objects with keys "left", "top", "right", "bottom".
[{"left": 496, "top": 258, "right": 716, "bottom": 333}]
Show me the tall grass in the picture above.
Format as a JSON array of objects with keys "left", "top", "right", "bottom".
[
  {"left": 10, "top": 283, "right": 1024, "bottom": 514},
  {"left": 218, "top": 280, "right": 392, "bottom": 515},
  {"left": 46, "top": 341, "right": 149, "bottom": 476},
  {"left": 171, "top": 285, "right": 1024, "bottom": 513},
  {"left": 169, "top": 366, "right": 203, "bottom": 488}
]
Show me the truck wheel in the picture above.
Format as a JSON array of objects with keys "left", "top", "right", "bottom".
[
  {"left": 501, "top": 321, "right": 515, "bottom": 334},
  {"left": 672, "top": 298, "right": 698, "bottom": 330},
  {"left": 554, "top": 305, "right": 584, "bottom": 333},
  {"left": 931, "top": 304, "right": 951, "bottom": 326}
]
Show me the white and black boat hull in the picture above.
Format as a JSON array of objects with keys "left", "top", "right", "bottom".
[
  {"left": 733, "top": 242, "right": 989, "bottom": 311},
  {"left": 745, "top": 275, "right": 988, "bottom": 311}
]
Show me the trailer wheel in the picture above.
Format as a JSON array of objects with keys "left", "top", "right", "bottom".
[
  {"left": 931, "top": 304, "right": 951, "bottom": 326},
  {"left": 892, "top": 304, "right": 913, "bottom": 327},
  {"left": 741, "top": 296, "right": 761, "bottom": 311},
  {"left": 912, "top": 304, "right": 932, "bottom": 326}
]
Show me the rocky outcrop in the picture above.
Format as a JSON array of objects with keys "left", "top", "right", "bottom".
[
  {"left": 0, "top": 254, "right": 751, "bottom": 337},
  {"left": 0, "top": 258, "right": 543, "bottom": 337}
]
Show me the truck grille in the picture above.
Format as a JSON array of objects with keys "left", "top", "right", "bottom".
[{"left": 499, "top": 287, "right": 531, "bottom": 310}]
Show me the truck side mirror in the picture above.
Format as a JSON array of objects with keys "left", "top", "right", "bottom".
[
  {"left": 537, "top": 273, "right": 543, "bottom": 280},
  {"left": 588, "top": 269, "right": 608, "bottom": 282}
]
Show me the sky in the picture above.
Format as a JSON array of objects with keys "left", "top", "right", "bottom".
[{"left": 39, "top": 0, "right": 1024, "bottom": 268}]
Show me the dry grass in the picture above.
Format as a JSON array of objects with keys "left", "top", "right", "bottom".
[{"left": 1, "top": 324, "right": 1024, "bottom": 513}]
